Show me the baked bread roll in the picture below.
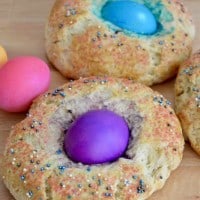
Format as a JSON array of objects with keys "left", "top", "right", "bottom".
[
  {"left": 0, "top": 77, "right": 184, "bottom": 200},
  {"left": 175, "top": 50, "right": 200, "bottom": 156},
  {"left": 45, "top": 0, "right": 195, "bottom": 86}
]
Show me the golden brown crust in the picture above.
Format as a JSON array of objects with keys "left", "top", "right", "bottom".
[
  {"left": 45, "top": 0, "right": 195, "bottom": 85},
  {"left": 1, "top": 77, "right": 184, "bottom": 200},
  {"left": 175, "top": 50, "right": 200, "bottom": 156}
]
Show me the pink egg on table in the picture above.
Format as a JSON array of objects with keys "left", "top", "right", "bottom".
[{"left": 0, "top": 56, "right": 51, "bottom": 112}]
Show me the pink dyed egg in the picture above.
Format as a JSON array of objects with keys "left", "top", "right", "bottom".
[{"left": 0, "top": 56, "right": 51, "bottom": 112}]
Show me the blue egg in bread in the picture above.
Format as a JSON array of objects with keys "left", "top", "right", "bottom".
[{"left": 101, "top": 1, "right": 157, "bottom": 35}]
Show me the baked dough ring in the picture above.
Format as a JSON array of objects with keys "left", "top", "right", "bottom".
[
  {"left": 0, "top": 77, "right": 184, "bottom": 200},
  {"left": 45, "top": 0, "right": 195, "bottom": 86},
  {"left": 175, "top": 50, "right": 200, "bottom": 156}
]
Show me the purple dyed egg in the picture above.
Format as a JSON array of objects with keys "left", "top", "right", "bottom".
[{"left": 64, "top": 109, "right": 129, "bottom": 165}]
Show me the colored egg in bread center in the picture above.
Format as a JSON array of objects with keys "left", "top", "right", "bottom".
[
  {"left": 64, "top": 110, "right": 130, "bottom": 165},
  {"left": 101, "top": 1, "right": 157, "bottom": 35}
]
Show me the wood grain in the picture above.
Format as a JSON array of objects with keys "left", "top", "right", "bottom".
[{"left": 0, "top": 0, "right": 199, "bottom": 199}]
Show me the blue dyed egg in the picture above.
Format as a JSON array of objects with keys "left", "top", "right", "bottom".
[
  {"left": 64, "top": 110, "right": 129, "bottom": 165},
  {"left": 101, "top": 1, "right": 157, "bottom": 35}
]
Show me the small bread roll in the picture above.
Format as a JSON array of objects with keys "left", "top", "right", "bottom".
[
  {"left": 45, "top": 0, "right": 195, "bottom": 85},
  {"left": 175, "top": 50, "right": 200, "bottom": 156},
  {"left": 1, "top": 77, "right": 184, "bottom": 200}
]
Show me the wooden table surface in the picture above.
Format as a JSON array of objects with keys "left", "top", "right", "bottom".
[{"left": 0, "top": 0, "right": 199, "bottom": 199}]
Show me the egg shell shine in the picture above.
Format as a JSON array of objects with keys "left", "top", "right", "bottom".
[{"left": 0, "top": 56, "right": 51, "bottom": 112}]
